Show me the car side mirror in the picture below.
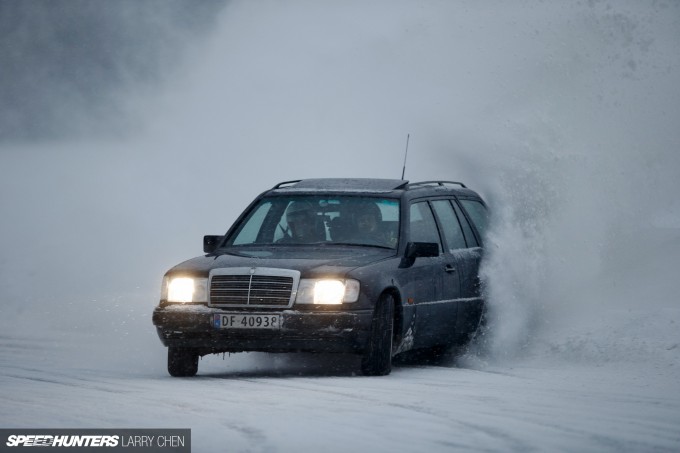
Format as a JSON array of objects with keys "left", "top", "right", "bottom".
[
  {"left": 203, "top": 235, "right": 224, "bottom": 254},
  {"left": 405, "top": 242, "right": 439, "bottom": 259}
]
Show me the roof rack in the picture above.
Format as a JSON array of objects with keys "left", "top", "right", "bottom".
[
  {"left": 272, "top": 180, "right": 302, "bottom": 189},
  {"left": 407, "top": 180, "right": 467, "bottom": 189},
  {"left": 272, "top": 179, "right": 464, "bottom": 191},
  {"left": 272, "top": 178, "right": 409, "bottom": 191}
]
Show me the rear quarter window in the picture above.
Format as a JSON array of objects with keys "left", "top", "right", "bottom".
[{"left": 459, "top": 199, "right": 489, "bottom": 243}]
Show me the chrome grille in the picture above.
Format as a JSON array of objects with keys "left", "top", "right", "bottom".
[{"left": 209, "top": 269, "right": 297, "bottom": 307}]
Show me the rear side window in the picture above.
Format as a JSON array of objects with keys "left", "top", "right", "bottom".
[
  {"left": 459, "top": 199, "right": 489, "bottom": 242},
  {"left": 431, "top": 200, "right": 467, "bottom": 250},
  {"left": 452, "top": 201, "right": 479, "bottom": 247},
  {"left": 409, "top": 202, "right": 441, "bottom": 253}
]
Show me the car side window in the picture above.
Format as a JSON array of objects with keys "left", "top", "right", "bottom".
[
  {"left": 452, "top": 200, "right": 479, "bottom": 247},
  {"left": 431, "top": 200, "right": 467, "bottom": 251},
  {"left": 459, "top": 199, "right": 489, "bottom": 241},
  {"left": 409, "top": 201, "right": 442, "bottom": 253}
]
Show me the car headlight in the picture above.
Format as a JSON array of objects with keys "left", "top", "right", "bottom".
[
  {"left": 162, "top": 276, "right": 208, "bottom": 303},
  {"left": 295, "top": 279, "right": 360, "bottom": 305}
]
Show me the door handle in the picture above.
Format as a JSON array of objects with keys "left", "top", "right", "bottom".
[{"left": 444, "top": 264, "right": 456, "bottom": 273}]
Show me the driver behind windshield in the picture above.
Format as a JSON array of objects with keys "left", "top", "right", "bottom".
[{"left": 278, "top": 201, "right": 317, "bottom": 243}]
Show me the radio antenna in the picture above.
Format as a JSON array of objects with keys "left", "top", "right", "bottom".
[{"left": 401, "top": 133, "right": 410, "bottom": 180}]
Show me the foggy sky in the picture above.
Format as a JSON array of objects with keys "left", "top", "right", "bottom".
[{"left": 0, "top": 0, "right": 227, "bottom": 141}]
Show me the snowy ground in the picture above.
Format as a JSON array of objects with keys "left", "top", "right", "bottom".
[{"left": 1, "top": 300, "right": 678, "bottom": 452}]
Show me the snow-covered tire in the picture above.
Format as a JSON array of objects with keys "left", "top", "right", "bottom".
[
  {"left": 167, "top": 347, "right": 199, "bottom": 377},
  {"left": 361, "top": 294, "right": 395, "bottom": 376}
]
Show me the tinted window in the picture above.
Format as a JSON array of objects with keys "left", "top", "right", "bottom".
[
  {"left": 452, "top": 201, "right": 478, "bottom": 247},
  {"left": 409, "top": 202, "right": 441, "bottom": 252},
  {"left": 431, "top": 200, "right": 467, "bottom": 250},
  {"left": 228, "top": 196, "right": 400, "bottom": 248},
  {"left": 232, "top": 202, "right": 273, "bottom": 245},
  {"left": 460, "top": 199, "right": 489, "bottom": 240}
]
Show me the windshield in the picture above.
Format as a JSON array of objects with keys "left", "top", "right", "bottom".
[{"left": 226, "top": 196, "right": 400, "bottom": 249}]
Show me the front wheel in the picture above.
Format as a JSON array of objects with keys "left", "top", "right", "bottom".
[
  {"left": 361, "top": 294, "right": 395, "bottom": 376},
  {"left": 167, "top": 347, "right": 199, "bottom": 377}
]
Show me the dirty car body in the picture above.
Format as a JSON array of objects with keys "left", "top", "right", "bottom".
[{"left": 152, "top": 178, "right": 489, "bottom": 376}]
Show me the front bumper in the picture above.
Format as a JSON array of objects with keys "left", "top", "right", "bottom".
[{"left": 152, "top": 304, "right": 373, "bottom": 355}]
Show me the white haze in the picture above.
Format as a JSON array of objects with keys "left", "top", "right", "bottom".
[
  {"left": 149, "top": 0, "right": 680, "bottom": 368},
  {"left": 1, "top": 0, "right": 679, "bottom": 395}
]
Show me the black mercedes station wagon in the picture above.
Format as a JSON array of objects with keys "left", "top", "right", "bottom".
[{"left": 153, "top": 178, "right": 489, "bottom": 376}]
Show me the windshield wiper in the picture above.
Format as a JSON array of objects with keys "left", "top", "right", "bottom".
[{"left": 316, "top": 242, "right": 394, "bottom": 250}]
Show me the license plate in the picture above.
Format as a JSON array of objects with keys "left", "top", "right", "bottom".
[{"left": 213, "top": 313, "right": 281, "bottom": 330}]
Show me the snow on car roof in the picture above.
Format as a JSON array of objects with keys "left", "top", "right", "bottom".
[{"left": 273, "top": 178, "right": 409, "bottom": 192}]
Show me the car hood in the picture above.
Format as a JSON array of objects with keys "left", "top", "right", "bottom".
[{"left": 166, "top": 246, "right": 395, "bottom": 278}]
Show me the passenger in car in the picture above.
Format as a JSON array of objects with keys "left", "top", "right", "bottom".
[{"left": 353, "top": 202, "right": 389, "bottom": 247}]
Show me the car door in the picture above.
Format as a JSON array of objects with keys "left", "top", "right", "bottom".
[
  {"left": 451, "top": 198, "right": 487, "bottom": 342},
  {"left": 430, "top": 199, "right": 466, "bottom": 345},
  {"left": 407, "top": 200, "right": 450, "bottom": 348}
]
